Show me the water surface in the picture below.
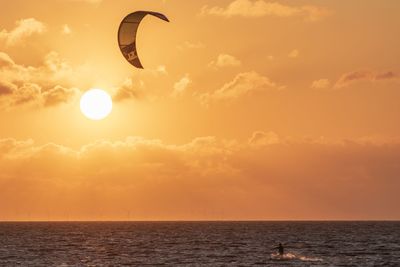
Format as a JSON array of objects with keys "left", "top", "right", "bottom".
[{"left": 0, "top": 221, "right": 399, "bottom": 266}]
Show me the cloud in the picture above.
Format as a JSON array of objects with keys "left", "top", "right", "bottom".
[
  {"left": 65, "top": 0, "right": 102, "bottom": 3},
  {"left": 0, "top": 51, "right": 83, "bottom": 108},
  {"left": 0, "top": 80, "right": 16, "bottom": 95},
  {"left": 335, "top": 70, "right": 399, "bottom": 88},
  {"left": 248, "top": 131, "right": 280, "bottom": 146},
  {"left": 301, "top": 5, "right": 333, "bottom": 22},
  {"left": 201, "top": 0, "right": 331, "bottom": 22},
  {"left": 0, "top": 18, "right": 46, "bottom": 46},
  {"left": 42, "top": 85, "right": 79, "bottom": 107},
  {"left": 0, "top": 133, "right": 399, "bottom": 220},
  {"left": 200, "top": 71, "right": 282, "bottom": 106},
  {"left": 2, "top": 82, "right": 78, "bottom": 107},
  {"left": 44, "top": 51, "right": 73, "bottom": 75},
  {"left": 156, "top": 65, "right": 167, "bottom": 75},
  {"left": 0, "top": 52, "right": 15, "bottom": 67},
  {"left": 11, "top": 83, "right": 42, "bottom": 106},
  {"left": 177, "top": 41, "right": 205, "bottom": 50},
  {"left": 172, "top": 74, "right": 191, "bottom": 97},
  {"left": 112, "top": 78, "right": 144, "bottom": 102},
  {"left": 112, "top": 65, "right": 167, "bottom": 102},
  {"left": 61, "top": 24, "right": 72, "bottom": 35},
  {"left": 208, "top": 54, "right": 242, "bottom": 69},
  {"left": 288, "top": 49, "right": 299, "bottom": 58},
  {"left": 311, "top": 79, "right": 330, "bottom": 89}
]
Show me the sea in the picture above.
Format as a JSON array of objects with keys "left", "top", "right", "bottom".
[{"left": 0, "top": 221, "right": 399, "bottom": 266}]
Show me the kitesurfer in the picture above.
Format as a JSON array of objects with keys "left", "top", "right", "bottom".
[{"left": 275, "top": 243, "right": 284, "bottom": 256}]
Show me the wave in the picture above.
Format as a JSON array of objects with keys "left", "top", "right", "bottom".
[{"left": 270, "top": 252, "right": 323, "bottom": 262}]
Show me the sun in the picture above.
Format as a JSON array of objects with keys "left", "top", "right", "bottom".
[{"left": 80, "top": 89, "right": 113, "bottom": 120}]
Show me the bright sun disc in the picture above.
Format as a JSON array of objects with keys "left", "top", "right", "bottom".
[{"left": 80, "top": 89, "right": 112, "bottom": 120}]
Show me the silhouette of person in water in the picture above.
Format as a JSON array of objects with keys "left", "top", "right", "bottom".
[{"left": 275, "top": 243, "right": 284, "bottom": 256}]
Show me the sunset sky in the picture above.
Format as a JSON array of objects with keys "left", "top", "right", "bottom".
[{"left": 1, "top": 0, "right": 399, "bottom": 221}]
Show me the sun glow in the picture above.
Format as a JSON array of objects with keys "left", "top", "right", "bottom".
[{"left": 80, "top": 89, "right": 113, "bottom": 120}]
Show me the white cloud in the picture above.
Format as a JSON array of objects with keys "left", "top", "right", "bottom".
[
  {"left": 172, "top": 74, "right": 191, "bottom": 97},
  {"left": 200, "top": 71, "right": 282, "bottom": 106},
  {"left": 208, "top": 54, "right": 242, "bottom": 69},
  {"left": 177, "top": 41, "right": 205, "bottom": 50},
  {"left": 201, "top": 0, "right": 331, "bottom": 21},
  {"left": 311, "top": 79, "right": 330, "bottom": 89},
  {"left": 0, "top": 18, "right": 46, "bottom": 46},
  {"left": 113, "top": 78, "right": 145, "bottom": 102},
  {"left": 112, "top": 65, "right": 167, "bottom": 102},
  {"left": 249, "top": 131, "right": 280, "bottom": 146},
  {"left": 61, "top": 24, "right": 72, "bottom": 35},
  {"left": 42, "top": 85, "right": 79, "bottom": 107},
  {"left": 0, "top": 51, "right": 85, "bottom": 108},
  {"left": 0, "top": 52, "right": 15, "bottom": 67},
  {"left": 156, "top": 65, "right": 167, "bottom": 75},
  {"left": 65, "top": 0, "right": 102, "bottom": 3}
]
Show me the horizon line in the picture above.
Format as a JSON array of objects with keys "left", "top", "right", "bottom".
[{"left": 1, "top": 219, "right": 399, "bottom": 223}]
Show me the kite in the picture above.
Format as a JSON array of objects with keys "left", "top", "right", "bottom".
[{"left": 118, "top": 11, "right": 169, "bottom": 69}]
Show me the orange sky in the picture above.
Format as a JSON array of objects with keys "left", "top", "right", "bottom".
[{"left": 0, "top": 0, "right": 399, "bottom": 221}]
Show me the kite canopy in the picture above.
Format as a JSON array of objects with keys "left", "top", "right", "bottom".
[{"left": 118, "top": 11, "right": 169, "bottom": 69}]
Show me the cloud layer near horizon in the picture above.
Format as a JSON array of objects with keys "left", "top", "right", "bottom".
[{"left": 1, "top": 133, "right": 399, "bottom": 220}]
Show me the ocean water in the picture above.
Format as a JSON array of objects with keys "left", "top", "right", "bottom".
[{"left": 0, "top": 221, "right": 399, "bottom": 266}]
